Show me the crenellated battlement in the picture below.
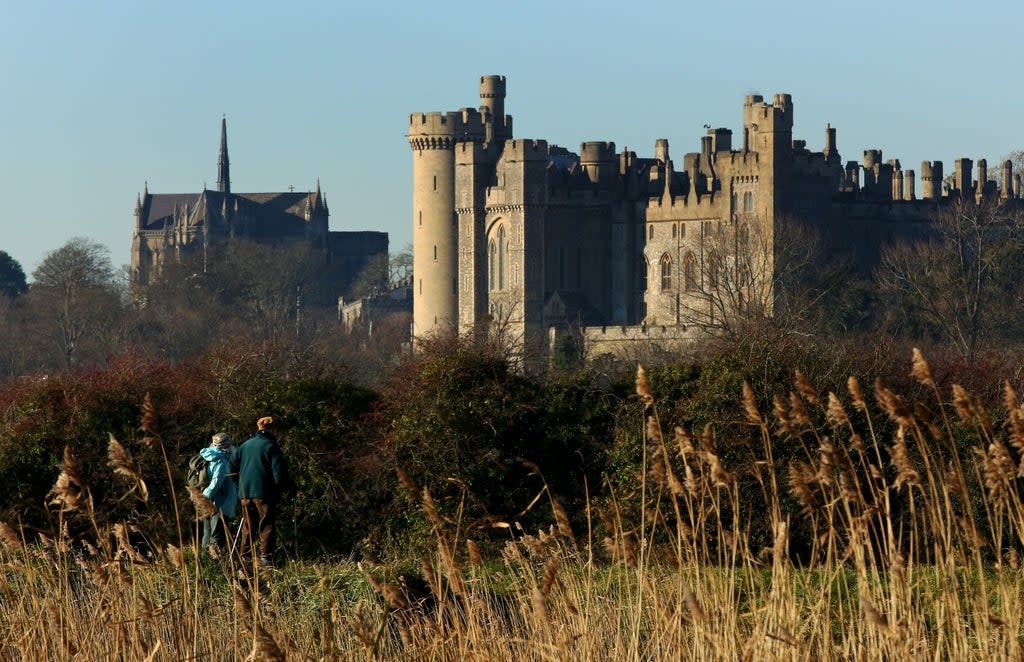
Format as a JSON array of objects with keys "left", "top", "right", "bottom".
[
  {"left": 408, "top": 109, "right": 487, "bottom": 150},
  {"left": 502, "top": 139, "right": 549, "bottom": 161},
  {"left": 409, "top": 111, "right": 459, "bottom": 135},
  {"left": 412, "top": 75, "right": 1024, "bottom": 359},
  {"left": 580, "top": 141, "right": 616, "bottom": 164},
  {"left": 743, "top": 92, "right": 793, "bottom": 135}
]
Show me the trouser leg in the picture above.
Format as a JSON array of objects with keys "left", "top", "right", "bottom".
[
  {"left": 256, "top": 500, "right": 278, "bottom": 559},
  {"left": 239, "top": 499, "right": 259, "bottom": 560}
]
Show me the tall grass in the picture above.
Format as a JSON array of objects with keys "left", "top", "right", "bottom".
[{"left": 2, "top": 349, "right": 1023, "bottom": 660}]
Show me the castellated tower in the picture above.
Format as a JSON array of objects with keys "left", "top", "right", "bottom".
[
  {"left": 409, "top": 111, "right": 461, "bottom": 339},
  {"left": 408, "top": 76, "right": 505, "bottom": 342},
  {"left": 413, "top": 75, "right": 1010, "bottom": 364}
]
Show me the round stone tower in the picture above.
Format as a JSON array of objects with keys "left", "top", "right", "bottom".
[
  {"left": 479, "top": 75, "right": 507, "bottom": 142},
  {"left": 409, "top": 111, "right": 459, "bottom": 340}
]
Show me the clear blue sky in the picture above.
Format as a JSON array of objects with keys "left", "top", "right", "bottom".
[{"left": 2, "top": 0, "right": 1022, "bottom": 277}]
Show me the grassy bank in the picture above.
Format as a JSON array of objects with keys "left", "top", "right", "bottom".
[{"left": 2, "top": 351, "right": 1023, "bottom": 660}]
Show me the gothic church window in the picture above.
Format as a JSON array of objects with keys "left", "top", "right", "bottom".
[
  {"left": 488, "top": 240, "right": 497, "bottom": 290},
  {"left": 500, "top": 226, "right": 507, "bottom": 290},
  {"left": 649, "top": 225, "right": 655, "bottom": 241},
  {"left": 743, "top": 191, "right": 754, "bottom": 212},
  {"left": 660, "top": 253, "right": 673, "bottom": 292},
  {"left": 684, "top": 252, "right": 696, "bottom": 291},
  {"left": 708, "top": 252, "right": 721, "bottom": 289},
  {"left": 489, "top": 224, "right": 507, "bottom": 291}
]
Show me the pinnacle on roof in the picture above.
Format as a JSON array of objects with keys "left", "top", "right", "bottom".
[{"left": 217, "top": 117, "right": 231, "bottom": 194}]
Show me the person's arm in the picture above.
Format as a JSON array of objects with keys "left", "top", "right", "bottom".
[
  {"left": 270, "top": 445, "right": 292, "bottom": 495},
  {"left": 203, "top": 458, "right": 224, "bottom": 500}
]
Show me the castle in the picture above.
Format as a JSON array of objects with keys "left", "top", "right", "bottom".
[
  {"left": 131, "top": 118, "right": 388, "bottom": 303},
  {"left": 409, "top": 75, "right": 1021, "bottom": 363}
]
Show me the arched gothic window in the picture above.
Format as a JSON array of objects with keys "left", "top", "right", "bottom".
[
  {"left": 488, "top": 224, "right": 508, "bottom": 291},
  {"left": 708, "top": 251, "right": 722, "bottom": 289},
  {"left": 488, "top": 240, "right": 497, "bottom": 290},
  {"left": 660, "top": 253, "right": 672, "bottom": 291},
  {"left": 684, "top": 252, "right": 697, "bottom": 291},
  {"left": 743, "top": 191, "right": 754, "bottom": 212},
  {"left": 497, "top": 225, "right": 506, "bottom": 290}
]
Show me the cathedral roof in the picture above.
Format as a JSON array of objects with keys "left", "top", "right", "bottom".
[{"left": 139, "top": 190, "right": 326, "bottom": 236}]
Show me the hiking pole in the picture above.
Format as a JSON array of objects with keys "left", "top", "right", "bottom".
[{"left": 229, "top": 517, "right": 244, "bottom": 558}]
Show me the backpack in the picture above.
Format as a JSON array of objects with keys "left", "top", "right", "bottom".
[{"left": 186, "top": 453, "right": 210, "bottom": 491}]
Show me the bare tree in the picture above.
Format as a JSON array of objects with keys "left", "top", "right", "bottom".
[
  {"left": 211, "top": 240, "right": 327, "bottom": 340},
  {"left": 389, "top": 244, "right": 413, "bottom": 287},
  {"left": 875, "top": 200, "right": 1024, "bottom": 360},
  {"left": 26, "top": 237, "right": 123, "bottom": 367},
  {"left": 670, "top": 215, "right": 845, "bottom": 341}
]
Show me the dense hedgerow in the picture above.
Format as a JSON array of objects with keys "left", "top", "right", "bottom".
[{"left": 4, "top": 332, "right": 1024, "bottom": 561}]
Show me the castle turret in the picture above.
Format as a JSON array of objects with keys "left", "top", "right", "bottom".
[
  {"left": 845, "top": 161, "right": 860, "bottom": 189},
  {"left": 921, "top": 161, "right": 943, "bottom": 199},
  {"left": 480, "top": 75, "right": 510, "bottom": 143},
  {"left": 953, "top": 158, "right": 972, "bottom": 199},
  {"left": 217, "top": 117, "right": 230, "bottom": 194},
  {"left": 743, "top": 93, "right": 793, "bottom": 213},
  {"left": 904, "top": 169, "right": 916, "bottom": 200},
  {"left": 975, "top": 159, "right": 988, "bottom": 202},
  {"left": 824, "top": 124, "right": 839, "bottom": 162},
  {"left": 1002, "top": 160, "right": 1014, "bottom": 200},
  {"left": 579, "top": 141, "right": 616, "bottom": 187},
  {"left": 409, "top": 111, "right": 460, "bottom": 339}
]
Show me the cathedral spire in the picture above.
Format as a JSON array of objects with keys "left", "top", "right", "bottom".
[{"left": 217, "top": 116, "right": 230, "bottom": 194}]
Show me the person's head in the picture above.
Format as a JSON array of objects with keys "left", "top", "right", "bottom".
[
  {"left": 211, "top": 432, "right": 233, "bottom": 452},
  {"left": 256, "top": 416, "right": 274, "bottom": 432}
]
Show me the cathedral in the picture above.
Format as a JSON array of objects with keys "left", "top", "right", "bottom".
[
  {"left": 408, "top": 75, "right": 1020, "bottom": 363},
  {"left": 131, "top": 119, "right": 388, "bottom": 303}
]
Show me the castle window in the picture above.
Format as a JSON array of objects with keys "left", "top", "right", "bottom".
[
  {"left": 433, "top": 175, "right": 437, "bottom": 191},
  {"left": 489, "top": 224, "right": 507, "bottom": 291},
  {"left": 672, "top": 224, "right": 677, "bottom": 239},
  {"left": 499, "top": 226, "right": 507, "bottom": 290},
  {"left": 684, "top": 252, "right": 696, "bottom": 291},
  {"left": 743, "top": 191, "right": 754, "bottom": 212},
  {"left": 433, "top": 245, "right": 437, "bottom": 261},
  {"left": 660, "top": 253, "right": 673, "bottom": 291},
  {"left": 649, "top": 225, "right": 655, "bottom": 241},
  {"left": 708, "top": 252, "right": 721, "bottom": 289},
  {"left": 489, "top": 240, "right": 497, "bottom": 290},
  {"left": 419, "top": 210, "right": 422, "bottom": 226}
]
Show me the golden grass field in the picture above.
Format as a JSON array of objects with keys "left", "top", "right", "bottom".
[{"left": 2, "top": 350, "right": 1023, "bottom": 661}]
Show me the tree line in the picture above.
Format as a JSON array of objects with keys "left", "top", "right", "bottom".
[{"left": 0, "top": 238, "right": 412, "bottom": 384}]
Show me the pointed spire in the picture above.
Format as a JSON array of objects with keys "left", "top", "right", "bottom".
[
  {"left": 144, "top": 180, "right": 149, "bottom": 196},
  {"left": 217, "top": 116, "right": 231, "bottom": 194},
  {"left": 662, "top": 159, "right": 674, "bottom": 202}
]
